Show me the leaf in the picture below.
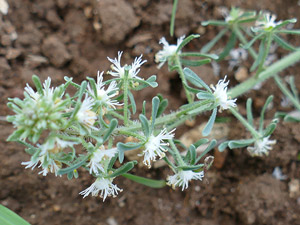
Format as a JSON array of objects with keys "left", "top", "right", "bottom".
[
  {"left": 0, "top": 205, "right": 31, "bottom": 225},
  {"left": 217, "top": 32, "right": 237, "bottom": 61},
  {"left": 196, "top": 91, "right": 214, "bottom": 100},
  {"left": 242, "top": 33, "right": 264, "bottom": 49},
  {"left": 180, "top": 58, "right": 211, "bottom": 67},
  {"left": 151, "top": 97, "right": 160, "bottom": 131},
  {"left": 263, "top": 121, "right": 278, "bottom": 137},
  {"left": 32, "top": 75, "right": 43, "bottom": 95},
  {"left": 250, "top": 38, "right": 265, "bottom": 72},
  {"left": 228, "top": 139, "right": 255, "bottom": 149},
  {"left": 170, "top": 0, "right": 178, "bottom": 36},
  {"left": 122, "top": 173, "right": 166, "bottom": 188},
  {"left": 142, "top": 100, "right": 146, "bottom": 115},
  {"left": 184, "top": 68, "right": 211, "bottom": 92},
  {"left": 128, "top": 91, "right": 136, "bottom": 114},
  {"left": 107, "top": 161, "right": 137, "bottom": 178},
  {"left": 276, "top": 29, "right": 300, "bottom": 35},
  {"left": 218, "top": 141, "right": 230, "bottom": 152},
  {"left": 274, "top": 34, "right": 297, "bottom": 51},
  {"left": 186, "top": 144, "right": 196, "bottom": 164},
  {"left": 117, "top": 142, "right": 142, "bottom": 163},
  {"left": 86, "top": 77, "right": 98, "bottom": 97},
  {"left": 193, "top": 138, "right": 209, "bottom": 149},
  {"left": 139, "top": 114, "right": 150, "bottom": 137},
  {"left": 201, "top": 20, "right": 227, "bottom": 26},
  {"left": 202, "top": 108, "right": 217, "bottom": 136},
  {"left": 259, "top": 95, "right": 273, "bottom": 132},
  {"left": 176, "top": 34, "right": 200, "bottom": 53},
  {"left": 58, "top": 155, "right": 89, "bottom": 176},
  {"left": 246, "top": 98, "right": 253, "bottom": 126},
  {"left": 180, "top": 52, "right": 219, "bottom": 60},
  {"left": 178, "top": 164, "right": 204, "bottom": 171},
  {"left": 196, "top": 139, "right": 217, "bottom": 163},
  {"left": 157, "top": 98, "right": 168, "bottom": 118},
  {"left": 103, "top": 119, "right": 118, "bottom": 142},
  {"left": 201, "top": 28, "right": 228, "bottom": 53}
]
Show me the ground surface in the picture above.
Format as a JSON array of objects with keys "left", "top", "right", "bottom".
[{"left": 1, "top": 0, "right": 300, "bottom": 225}]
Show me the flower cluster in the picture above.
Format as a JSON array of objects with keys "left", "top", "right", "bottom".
[
  {"left": 247, "top": 136, "right": 276, "bottom": 156},
  {"left": 155, "top": 36, "right": 184, "bottom": 68},
  {"left": 211, "top": 76, "right": 237, "bottom": 111},
  {"left": 167, "top": 170, "right": 204, "bottom": 191},
  {"left": 142, "top": 128, "right": 175, "bottom": 168}
]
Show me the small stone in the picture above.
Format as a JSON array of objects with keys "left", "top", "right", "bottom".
[
  {"left": 235, "top": 66, "right": 249, "bottom": 82},
  {"left": 5, "top": 48, "right": 21, "bottom": 60},
  {"left": 42, "top": 36, "right": 72, "bottom": 67},
  {"left": 1, "top": 34, "right": 11, "bottom": 46},
  {"left": 52, "top": 204, "right": 61, "bottom": 212},
  {"left": 289, "top": 179, "right": 300, "bottom": 198}
]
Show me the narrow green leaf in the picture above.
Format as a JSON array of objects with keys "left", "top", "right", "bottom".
[
  {"left": 0, "top": 205, "right": 31, "bottom": 225},
  {"left": 201, "top": 28, "right": 228, "bottom": 53},
  {"left": 184, "top": 67, "right": 211, "bottom": 92},
  {"left": 196, "top": 139, "right": 217, "bottom": 163},
  {"left": 246, "top": 98, "right": 253, "bottom": 126},
  {"left": 128, "top": 91, "right": 136, "bottom": 114},
  {"left": 178, "top": 164, "right": 204, "bottom": 171},
  {"left": 180, "top": 52, "right": 219, "bottom": 60},
  {"left": 176, "top": 34, "right": 200, "bottom": 53},
  {"left": 186, "top": 145, "right": 196, "bottom": 165},
  {"left": 196, "top": 91, "right": 214, "bottom": 100},
  {"left": 242, "top": 33, "right": 264, "bottom": 49},
  {"left": 288, "top": 76, "right": 299, "bottom": 101},
  {"left": 259, "top": 95, "right": 273, "bottom": 132},
  {"left": 86, "top": 77, "right": 98, "bottom": 98},
  {"left": 32, "top": 75, "right": 43, "bottom": 95},
  {"left": 202, "top": 108, "right": 217, "bottom": 136},
  {"left": 201, "top": 20, "right": 227, "bottom": 26},
  {"left": 250, "top": 38, "right": 265, "bottom": 72},
  {"left": 274, "top": 34, "right": 297, "bottom": 51},
  {"left": 263, "top": 121, "right": 277, "bottom": 137},
  {"left": 180, "top": 58, "right": 211, "bottom": 67},
  {"left": 276, "top": 29, "right": 300, "bottom": 35},
  {"left": 142, "top": 100, "right": 146, "bottom": 116},
  {"left": 170, "top": 0, "right": 178, "bottom": 36},
  {"left": 151, "top": 97, "right": 160, "bottom": 131},
  {"left": 193, "top": 139, "right": 209, "bottom": 149},
  {"left": 103, "top": 119, "right": 118, "bottom": 142},
  {"left": 228, "top": 139, "right": 255, "bottom": 149},
  {"left": 58, "top": 155, "right": 89, "bottom": 175},
  {"left": 218, "top": 141, "right": 230, "bottom": 152},
  {"left": 217, "top": 32, "right": 237, "bottom": 61},
  {"left": 117, "top": 142, "right": 142, "bottom": 163},
  {"left": 107, "top": 161, "right": 137, "bottom": 178},
  {"left": 157, "top": 99, "right": 168, "bottom": 118},
  {"left": 122, "top": 173, "right": 166, "bottom": 188},
  {"left": 139, "top": 114, "right": 150, "bottom": 137}
]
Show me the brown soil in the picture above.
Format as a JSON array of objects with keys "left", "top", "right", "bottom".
[{"left": 1, "top": 0, "right": 300, "bottom": 225}]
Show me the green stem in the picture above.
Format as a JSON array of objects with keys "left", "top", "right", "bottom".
[
  {"left": 274, "top": 74, "right": 300, "bottom": 111},
  {"left": 228, "top": 50, "right": 300, "bottom": 98},
  {"left": 255, "top": 33, "right": 272, "bottom": 77},
  {"left": 229, "top": 107, "right": 260, "bottom": 139},
  {"left": 123, "top": 68, "right": 130, "bottom": 126},
  {"left": 118, "top": 130, "right": 146, "bottom": 141},
  {"left": 106, "top": 110, "right": 124, "bottom": 121},
  {"left": 175, "top": 55, "right": 194, "bottom": 103},
  {"left": 168, "top": 139, "right": 185, "bottom": 166},
  {"left": 233, "top": 26, "right": 258, "bottom": 60},
  {"left": 170, "top": 0, "right": 178, "bottom": 37}
]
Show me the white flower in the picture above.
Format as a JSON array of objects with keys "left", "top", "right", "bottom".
[
  {"left": 40, "top": 137, "right": 77, "bottom": 155},
  {"left": 0, "top": 0, "right": 9, "bottom": 15},
  {"left": 76, "top": 94, "right": 97, "bottom": 129},
  {"left": 167, "top": 170, "right": 204, "bottom": 191},
  {"left": 255, "top": 13, "right": 281, "bottom": 30},
  {"left": 22, "top": 153, "right": 61, "bottom": 177},
  {"left": 88, "top": 71, "right": 121, "bottom": 109},
  {"left": 107, "top": 51, "right": 146, "bottom": 79},
  {"left": 79, "top": 177, "right": 122, "bottom": 201},
  {"left": 142, "top": 128, "right": 175, "bottom": 168},
  {"left": 87, "top": 146, "right": 118, "bottom": 175},
  {"left": 211, "top": 76, "right": 237, "bottom": 111},
  {"left": 247, "top": 136, "right": 276, "bottom": 156},
  {"left": 155, "top": 36, "right": 185, "bottom": 68}
]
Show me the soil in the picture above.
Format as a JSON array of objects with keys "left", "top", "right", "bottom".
[{"left": 1, "top": 0, "right": 300, "bottom": 225}]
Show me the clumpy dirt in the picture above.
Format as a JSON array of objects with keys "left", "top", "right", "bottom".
[{"left": 1, "top": 0, "right": 300, "bottom": 225}]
